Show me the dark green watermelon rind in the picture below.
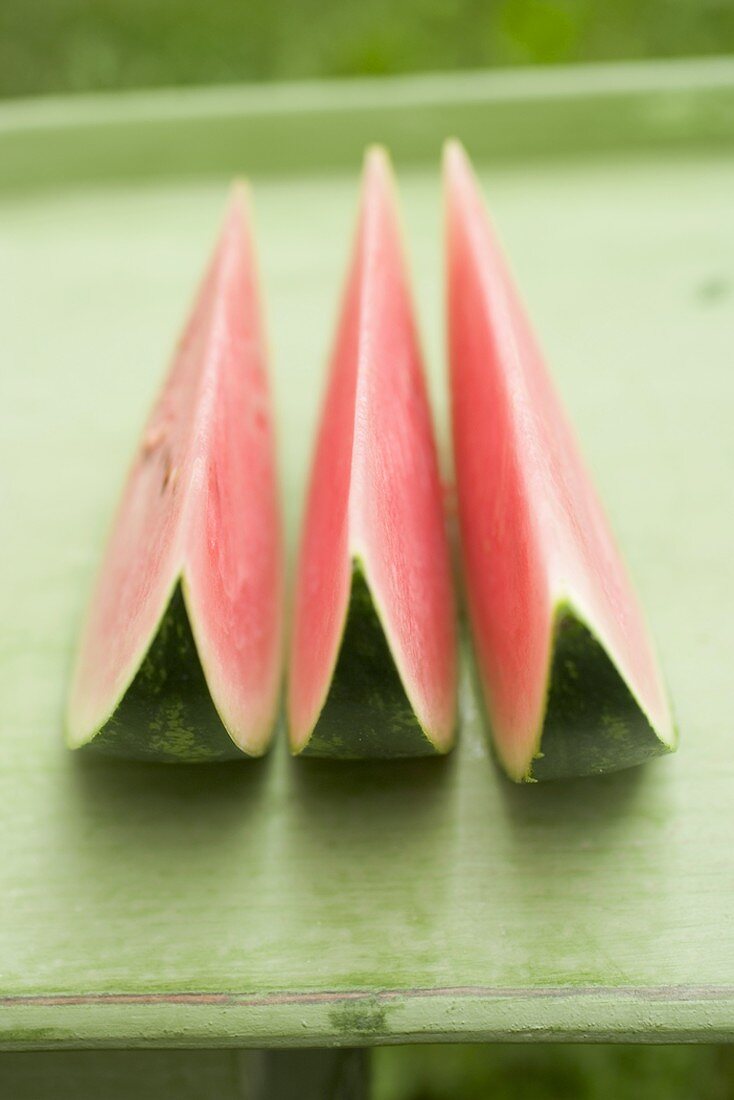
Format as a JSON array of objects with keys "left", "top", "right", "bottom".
[
  {"left": 522, "top": 602, "right": 677, "bottom": 783},
  {"left": 74, "top": 582, "right": 246, "bottom": 762},
  {"left": 298, "top": 559, "right": 449, "bottom": 759}
]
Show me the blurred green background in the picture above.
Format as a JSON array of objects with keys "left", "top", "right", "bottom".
[
  {"left": 2, "top": 2, "right": 733, "bottom": 1097},
  {"left": 2, "top": 1044, "right": 734, "bottom": 1099},
  {"left": 376, "top": 1043, "right": 734, "bottom": 1099},
  {"left": 1, "top": 0, "right": 733, "bottom": 99}
]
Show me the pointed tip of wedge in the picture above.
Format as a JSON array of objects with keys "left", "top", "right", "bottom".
[
  {"left": 442, "top": 136, "right": 465, "bottom": 162},
  {"left": 443, "top": 138, "right": 472, "bottom": 178},
  {"left": 443, "top": 139, "right": 488, "bottom": 218},
  {"left": 228, "top": 177, "right": 251, "bottom": 206},
  {"left": 364, "top": 143, "right": 392, "bottom": 172},
  {"left": 442, "top": 139, "right": 485, "bottom": 230},
  {"left": 362, "top": 145, "right": 397, "bottom": 201},
  {"left": 219, "top": 180, "right": 253, "bottom": 246},
  {"left": 207, "top": 179, "right": 258, "bottom": 297}
]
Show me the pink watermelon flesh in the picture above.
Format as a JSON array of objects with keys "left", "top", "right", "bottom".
[
  {"left": 66, "top": 185, "right": 282, "bottom": 760},
  {"left": 288, "top": 147, "right": 457, "bottom": 757},
  {"left": 445, "top": 141, "right": 676, "bottom": 781}
]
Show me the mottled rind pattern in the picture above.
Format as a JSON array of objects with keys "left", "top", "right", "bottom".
[
  {"left": 301, "top": 563, "right": 441, "bottom": 758},
  {"left": 527, "top": 607, "right": 675, "bottom": 782},
  {"left": 81, "top": 583, "right": 244, "bottom": 762}
]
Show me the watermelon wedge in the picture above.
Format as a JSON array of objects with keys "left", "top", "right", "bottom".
[
  {"left": 66, "top": 185, "right": 283, "bottom": 761},
  {"left": 445, "top": 141, "right": 676, "bottom": 781},
  {"left": 288, "top": 147, "right": 457, "bottom": 758}
]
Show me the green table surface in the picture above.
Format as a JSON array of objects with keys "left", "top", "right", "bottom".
[{"left": 1, "top": 58, "right": 733, "bottom": 1050}]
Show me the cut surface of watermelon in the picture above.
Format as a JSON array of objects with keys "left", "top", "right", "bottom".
[
  {"left": 288, "top": 148, "right": 457, "bottom": 758},
  {"left": 445, "top": 140, "right": 676, "bottom": 781},
  {"left": 66, "top": 185, "right": 283, "bottom": 760}
]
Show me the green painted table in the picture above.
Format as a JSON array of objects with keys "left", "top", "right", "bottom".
[{"left": 1, "top": 57, "right": 734, "bottom": 1095}]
